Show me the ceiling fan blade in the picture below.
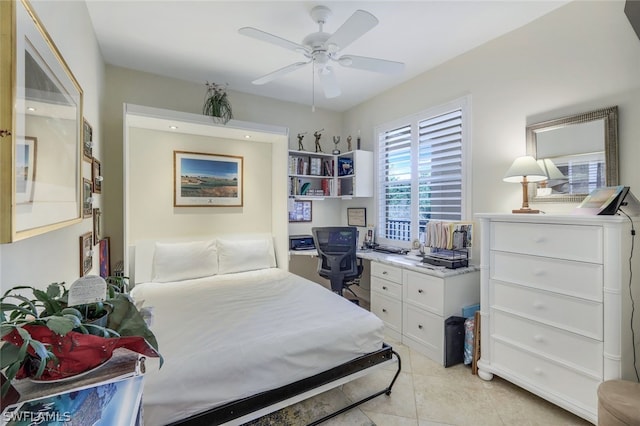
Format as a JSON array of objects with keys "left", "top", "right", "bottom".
[
  {"left": 326, "top": 10, "right": 378, "bottom": 52},
  {"left": 252, "top": 61, "right": 309, "bottom": 85},
  {"left": 239, "top": 27, "right": 308, "bottom": 54},
  {"left": 318, "top": 66, "right": 341, "bottom": 98},
  {"left": 338, "top": 55, "right": 405, "bottom": 74}
]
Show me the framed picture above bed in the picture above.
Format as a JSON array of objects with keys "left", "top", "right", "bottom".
[{"left": 174, "top": 151, "right": 243, "bottom": 207}]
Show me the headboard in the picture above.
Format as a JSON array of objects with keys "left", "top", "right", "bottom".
[{"left": 130, "top": 233, "right": 277, "bottom": 285}]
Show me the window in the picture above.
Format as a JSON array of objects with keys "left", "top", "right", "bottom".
[{"left": 376, "top": 96, "right": 470, "bottom": 246}]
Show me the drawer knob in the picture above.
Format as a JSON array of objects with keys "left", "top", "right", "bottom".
[
  {"left": 382, "top": 308, "right": 387, "bottom": 313},
  {"left": 533, "top": 301, "right": 544, "bottom": 310},
  {"left": 533, "top": 335, "right": 544, "bottom": 343},
  {"left": 418, "top": 289, "right": 424, "bottom": 294},
  {"left": 382, "top": 286, "right": 388, "bottom": 290},
  {"left": 534, "top": 237, "right": 546, "bottom": 244},
  {"left": 533, "top": 269, "right": 545, "bottom": 276},
  {"left": 382, "top": 271, "right": 388, "bottom": 275},
  {"left": 533, "top": 367, "right": 543, "bottom": 376},
  {"left": 418, "top": 324, "right": 423, "bottom": 329}
]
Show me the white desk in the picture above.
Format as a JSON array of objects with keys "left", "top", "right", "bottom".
[{"left": 289, "top": 249, "right": 480, "bottom": 365}]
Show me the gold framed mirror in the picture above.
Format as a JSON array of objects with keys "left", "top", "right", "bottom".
[
  {"left": 1, "top": 0, "right": 83, "bottom": 243},
  {"left": 526, "top": 106, "right": 618, "bottom": 203}
]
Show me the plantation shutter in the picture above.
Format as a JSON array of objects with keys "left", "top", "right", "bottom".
[
  {"left": 378, "top": 124, "right": 412, "bottom": 241},
  {"left": 417, "top": 109, "right": 463, "bottom": 237}
]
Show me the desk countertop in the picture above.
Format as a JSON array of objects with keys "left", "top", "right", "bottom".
[{"left": 289, "top": 249, "right": 479, "bottom": 279}]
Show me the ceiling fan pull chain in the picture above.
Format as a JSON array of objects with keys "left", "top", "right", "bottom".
[{"left": 312, "top": 57, "right": 316, "bottom": 112}]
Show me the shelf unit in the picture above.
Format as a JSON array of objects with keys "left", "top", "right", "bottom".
[{"left": 288, "top": 149, "right": 372, "bottom": 199}]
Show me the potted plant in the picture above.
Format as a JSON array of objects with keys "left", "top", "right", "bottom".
[
  {"left": 0, "top": 279, "right": 161, "bottom": 398},
  {"left": 203, "top": 81, "right": 233, "bottom": 124}
]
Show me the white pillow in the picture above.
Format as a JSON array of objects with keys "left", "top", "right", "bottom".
[
  {"left": 151, "top": 240, "right": 218, "bottom": 282},
  {"left": 217, "top": 238, "right": 276, "bottom": 274}
]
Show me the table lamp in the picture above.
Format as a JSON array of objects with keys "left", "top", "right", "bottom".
[
  {"left": 536, "top": 158, "right": 567, "bottom": 196},
  {"left": 503, "top": 155, "right": 547, "bottom": 213}
]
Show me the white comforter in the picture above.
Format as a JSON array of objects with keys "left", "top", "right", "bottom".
[{"left": 130, "top": 268, "right": 384, "bottom": 425}]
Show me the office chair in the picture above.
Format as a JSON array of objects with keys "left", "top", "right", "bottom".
[{"left": 312, "top": 227, "right": 363, "bottom": 302}]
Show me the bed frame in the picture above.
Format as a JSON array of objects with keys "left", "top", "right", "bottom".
[{"left": 168, "top": 344, "right": 401, "bottom": 426}]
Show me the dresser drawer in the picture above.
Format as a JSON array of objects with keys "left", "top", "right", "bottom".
[
  {"left": 371, "top": 262, "right": 403, "bottom": 284},
  {"left": 491, "top": 251, "right": 603, "bottom": 301},
  {"left": 491, "top": 341, "right": 600, "bottom": 415},
  {"left": 371, "top": 276, "right": 402, "bottom": 300},
  {"left": 492, "top": 281, "right": 603, "bottom": 339},
  {"left": 492, "top": 310, "right": 603, "bottom": 376},
  {"left": 491, "top": 222, "right": 602, "bottom": 263},
  {"left": 404, "top": 271, "right": 444, "bottom": 315},
  {"left": 403, "top": 304, "right": 442, "bottom": 355},
  {"left": 371, "top": 293, "right": 402, "bottom": 332}
]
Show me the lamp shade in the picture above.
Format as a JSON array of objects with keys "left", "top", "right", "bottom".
[
  {"left": 537, "top": 158, "right": 567, "bottom": 180},
  {"left": 503, "top": 156, "right": 547, "bottom": 183}
]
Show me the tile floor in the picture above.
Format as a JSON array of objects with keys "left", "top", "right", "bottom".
[{"left": 251, "top": 339, "right": 593, "bottom": 426}]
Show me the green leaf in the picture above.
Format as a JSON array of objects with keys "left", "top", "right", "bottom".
[
  {"left": 44, "top": 315, "right": 75, "bottom": 335},
  {"left": 0, "top": 343, "right": 21, "bottom": 369},
  {"left": 2, "top": 361, "right": 21, "bottom": 388},
  {"left": 0, "top": 324, "right": 16, "bottom": 338},
  {"left": 106, "top": 294, "right": 159, "bottom": 351},
  {"left": 28, "top": 340, "right": 49, "bottom": 361},
  {"left": 33, "top": 289, "right": 62, "bottom": 315}
]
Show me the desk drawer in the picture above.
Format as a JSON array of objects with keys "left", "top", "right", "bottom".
[
  {"left": 492, "top": 310, "right": 603, "bottom": 376},
  {"left": 403, "top": 305, "right": 442, "bottom": 355},
  {"left": 490, "top": 251, "right": 603, "bottom": 301},
  {"left": 492, "top": 281, "right": 603, "bottom": 340},
  {"left": 492, "top": 340, "right": 599, "bottom": 415},
  {"left": 491, "top": 222, "right": 602, "bottom": 263},
  {"left": 404, "top": 271, "right": 444, "bottom": 315},
  {"left": 371, "top": 276, "right": 402, "bottom": 300},
  {"left": 371, "top": 262, "right": 403, "bottom": 284},
  {"left": 371, "top": 293, "right": 402, "bottom": 332}
]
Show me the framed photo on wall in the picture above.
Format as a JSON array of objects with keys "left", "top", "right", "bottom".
[
  {"left": 174, "top": 151, "right": 243, "bottom": 207},
  {"left": 82, "top": 178, "right": 93, "bottom": 218},
  {"left": 289, "top": 200, "right": 312, "bottom": 222},
  {"left": 99, "top": 237, "right": 110, "bottom": 278},
  {"left": 92, "top": 208, "right": 101, "bottom": 245},
  {"left": 92, "top": 158, "right": 102, "bottom": 193},
  {"left": 83, "top": 118, "right": 93, "bottom": 162},
  {"left": 79, "top": 232, "right": 93, "bottom": 277},
  {"left": 347, "top": 207, "right": 366, "bottom": 227}
]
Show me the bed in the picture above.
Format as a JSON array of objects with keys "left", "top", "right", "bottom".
[{"left": 129, "top": 236, "right": 400, "bottom": 425}]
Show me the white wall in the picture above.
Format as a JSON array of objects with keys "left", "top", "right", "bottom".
[
  {"left": 0, "top": 0, "right": 104, "bottom": 291},
  {"left": 103, "top": 66, "right": 343, "bottom": 265},
  {"left": 343, "top": 0, "right": 640, "bottom": 246}
]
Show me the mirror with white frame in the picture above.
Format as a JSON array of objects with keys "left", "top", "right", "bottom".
[{"left": 526, "top": 106, "right": 618, "bottom": 203}]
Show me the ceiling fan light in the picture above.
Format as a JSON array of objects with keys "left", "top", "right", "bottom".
[{"left": 326, "top": 43, "right": 338, "bottom": 53}]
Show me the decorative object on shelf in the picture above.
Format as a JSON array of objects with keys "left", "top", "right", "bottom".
[
  {"left": 297, "top": 132, "right": 306, "bottom": 151},
  {"left": 202, "top": 81, "right": 233, "bottom": 124},
  {"left": 503, "top": 155, "right": 547, "bottom": 214},
  {"left": 314, "top": 129, "right": 324, "bottom": 152},
  {"left": 174, "top": 151, "right": 243, "bottom": 207},
  {"left": 332, "top": 136, "right": 341, "bottom": 155},
  {"left": 0, "top": 278, "right": 161, "bottom": 398},
  {"left": 357, "top": 131, "right": 361, "bottom": 150},
  {"left": 82, "top": 178, "right": 93, "bottom": 218},
  {"left": 83, "top": 118, "right": 93, "bottom": 162},
  {"left": 79, "top": 232, "right": 93, "bottom": 276},
  {"left": 347, "top": 135, "right": 352, "bottom": 151},
  {"left": 92, "top": 158, "right": 102, "bottom": 193}
]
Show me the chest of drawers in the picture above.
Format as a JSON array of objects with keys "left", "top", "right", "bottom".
[{"left": 476, "top": 214, "right": 640, "bottom": 424}]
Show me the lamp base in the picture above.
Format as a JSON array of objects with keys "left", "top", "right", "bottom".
[{"left": 512, "top": 208, "right": 540, "bottom": 214}]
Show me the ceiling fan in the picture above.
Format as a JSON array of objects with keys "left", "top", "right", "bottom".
[{"left": 239, "top": 5, "right": 404, "bottom": 99}]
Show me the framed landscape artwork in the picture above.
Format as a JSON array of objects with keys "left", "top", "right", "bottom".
[
  {"left": 83, "top": 118, "right": 93, "bottom": 162},
  {"left": 79, "top": 232, "right": 92, "bottom": 277},
  {"left": 174, "top": 151, "right": 243, "bottom": 207},
  {"left": 82, "top": 178, "right": 93, "bottom": 218},
  {"left": 92, "top": 158, "right": 102, "bottom": 193}
]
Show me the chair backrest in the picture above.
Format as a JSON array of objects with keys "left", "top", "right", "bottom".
[{"left": 312, "top": 227, "right": 359, "bottom": 292}]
